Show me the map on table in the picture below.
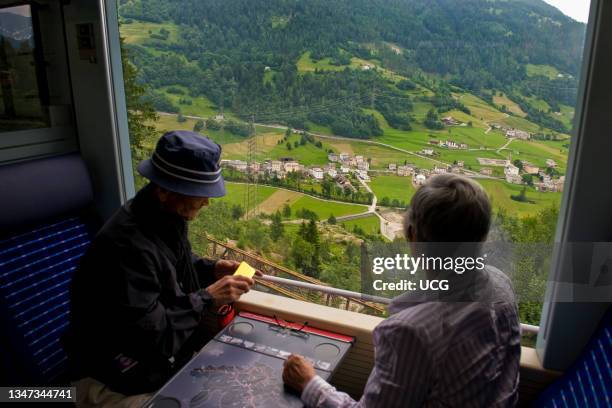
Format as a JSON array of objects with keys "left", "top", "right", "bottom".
[{"left": 145, "top": 312, "right": 354, "bottom": 408}]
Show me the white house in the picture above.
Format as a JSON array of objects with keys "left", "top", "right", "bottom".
[
  {"left": 357, "top": 161, "right": 369, "bottom": 171},
  {"left": 504, "top": 163, "right": 520, "bottom": 176},
  {"left": 397, "top": 165, "right": 414, "bottom": 177},
  {"left": 421, "top": 148, "right": 434, "bottom": 156},
  {"left": 340, "top": 165, "right": 350, "bottom": 174},
  {"left": 414, "top": 174, "right": 427, "bottom": 185},
  {"left": 271, "top": 161, "right": 283, "bottom": 172},
  {"left": 445, "top": 140, "right": 458, "bottom": 149},
  {"left": 546, "top": 159, "right": 557, "bottom": 168},
  {"left": 357, "top": 170, "right": 370, "bottom": 181},
  {"left": 327, "top": 168, "right": 338, "bottom": 178},
  {"left": 283, "top": 161, "right": 300, "bottom": 173},
  {"left": 328, "top": 153, "right": 339, "bottom": 162},
  {"left": 339, "top": 153, "right": 350, "bottom": 161},
  {"left": 310, "top": 168, "right": 324, "bottom": 180},
  {"left": 388, "top": 163, "right": 397, "bottom": 171}
]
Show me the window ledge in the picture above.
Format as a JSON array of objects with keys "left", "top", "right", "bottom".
[{"left": 235, "top": 290, "right": 562, "bottom": 403}]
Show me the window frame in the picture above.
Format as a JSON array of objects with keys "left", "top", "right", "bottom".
[{"left": 536, "top": 0, "right": 611, "bottom": 370}]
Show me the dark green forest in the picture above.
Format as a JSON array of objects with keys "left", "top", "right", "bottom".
[{"left": 119, "top": 0, "right": 585, "bottom": 137}]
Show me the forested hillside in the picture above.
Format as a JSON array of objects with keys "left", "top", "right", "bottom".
[{"left": 119, "top": 0, "right": 585, "bottom": 136}]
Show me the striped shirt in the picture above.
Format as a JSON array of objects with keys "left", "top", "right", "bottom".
[{"left": 302, "top": 266, "right": 521, "bottom": 407}]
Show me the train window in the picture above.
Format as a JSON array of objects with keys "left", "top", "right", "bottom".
[
  {"left": 0, "top": 4, "right": 50, "bottom": 132},
  {"left": 0, "top": 1, "right": 75, "bottom": 163},
  {"left": 115, "top": 0, "right": 592, "bottom": 344}
]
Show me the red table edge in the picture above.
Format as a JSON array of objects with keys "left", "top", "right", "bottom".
[{"left": 238, "top": 311, "right": 355, "bottom": 344}]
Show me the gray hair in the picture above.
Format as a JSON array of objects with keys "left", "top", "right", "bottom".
[{"left": 404, "top": 174, "right": 491, "bottom": 242}]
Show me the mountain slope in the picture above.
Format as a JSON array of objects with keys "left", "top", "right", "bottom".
[{"left": 119, "top": 0, "right": 585, "bottom": 134}]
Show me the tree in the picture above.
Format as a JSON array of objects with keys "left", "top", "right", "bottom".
[
  {"left": 177, "top": 113, "right": 186, "bottom": 123},
  {"left": 327, "top": 214, "right": 337, "bottom": 224},
  {"left": 286, "top": 142, "right": 292, "bottom": 150},
  {"left": 193, "top": 119, "right": 204, "bottom": 132},
  {"left": 282, "top": 204, "right": 291, "bottom": 218},
  {"left": 119, "top": 37, "right": 157, "bottom": 161},
  {"left": 270, "top": 211, "right": 284, "bottom": 241},
  {"left": 285, "top": 128, "right": 292, "bottom": 138},
  {"left": 513, "top": 159, "right": 523, "bottom": 170},
  {"left": 231, "top": 204, "right": 244, "bottom": 220},
  {"left": 522, "top": 174, "right": 534, "bottom": 186}
]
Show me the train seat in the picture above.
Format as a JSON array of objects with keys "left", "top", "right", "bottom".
[
  {"left": 0, "top": 154, "right": 95, "bottom": 385},
  {"left": 533, "top": 306, "right": 612, "bottom": 407}
]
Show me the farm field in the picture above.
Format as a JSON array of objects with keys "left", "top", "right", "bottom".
[
  {"left": 290, "top": 195, "right": 367, "bottom": 220},
  {"left": 217, "top": 182, "right": 277, "bottom": 208},
  {"left": 477, "top": 179, "right": 562, "bottom": 217},
  {"left": 341, "top": 215, "right": 380, "bottom": 235},
  {"left": 121, "top": 21, "right": 180, "bottom": 46},
  {"left": 255, "top": 189, "right": 303, "bottom": 214},
  {"left": 493, "top": 94, "right": 527, "bottom": 117},
  {"left": 153, "top": 114, "right": 250, "bottom": 146},
  {"left": 369, "top": 175, "right": 417, "bottom": 204}
]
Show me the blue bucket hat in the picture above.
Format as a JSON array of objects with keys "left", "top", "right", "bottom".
[{"left": 137, "top": 130, "right": 226, "bottom": 198}]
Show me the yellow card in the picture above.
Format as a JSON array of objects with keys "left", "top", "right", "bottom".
[{"left": 234, "top": 261, "right": 256, "bottom": 279}]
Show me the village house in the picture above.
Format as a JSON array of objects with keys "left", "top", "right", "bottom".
[
  {"left": 357, "top": 161, "right": 370, "bottom": 171},
  {"left": 450, "top": 166, "right": 462, "bottom": 174},
  {"left": 230, "top": 160, "right": 248, "bottom": 172},
  {"left": 283, "top": 161, "right": 300, "bottom": 173},
  {"left": 505, "top": 129, "right": 531, "bottom": 140},
  {"left": 339, "top": 153, "right": 350, "bottom": 162},
  {"left": 522, "top": 162, "right": 540, "bottom": 175},
  {"left": 546, "top": 159, "right": 557, "bottom": 168},
  {"left": 248, "top": 162, "right": 261, "bottom": 173},
  {"left": 388, "top": 163, "right": 397, "bottom": 171},
  {"left": 310, "top": 167, "right": 324, "bottom": 180},
  {"left": 397, "top": 165, "right": 414, "bottom": 177},
  {"left": 355, "top": 155, "right": 364, "bottom": 163},
  {"left": 414, "top": 174, "right": 427, "bottom": 185},
  {"left": 445, "top": 140, "right": 459, "bottom": 149},
  {"left": 459, "top": 143, "right": 468, "bottom": 150},
  {"left": 357, "top": 170, "right": 370, "bottom": 181},
  {"left": 421, "top": 148, "right": 434, "bottom": 156},
  {"left": 335, "top": 175, "right": 356, "bottom": 192},
  {"left": 340, "top": 165, "right": 350, "bottom": 174},
  {"left": 327, "top": 168, "right": 338, "bottom": 178},
  {"left": 433, "top": 166, "right": 448, "bottom": 175},
  {"left": 442, "top": 116, "right": 460, "bottom": 126},
  {"left": 271, "top": 160, "right": 283, "bottom": 172},
  {"left": 456, "top": 160, "right": 464, "bottom": 167},
  {"left": 328, "top": 153, "right": 339, "bottom": 162},
  {"left": 480, "top": 167, "right": 493, "bottom": 176},
  {"left": 429, "top": 140, "right": 440, "bottom": 146},
  {"left": 505, "top": 163, "right": 520, "bottom": 176}
]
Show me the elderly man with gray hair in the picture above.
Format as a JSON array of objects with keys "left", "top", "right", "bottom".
[{"left": 283, "top": 174, "right": 521, "bottom": 407}]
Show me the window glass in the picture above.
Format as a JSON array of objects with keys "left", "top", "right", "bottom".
[
  {"left": 0, "top": 3, "right": 72, "bottom": 133},
  {"left": 118, "top": 1, "right": 591, "bottom": 339}
]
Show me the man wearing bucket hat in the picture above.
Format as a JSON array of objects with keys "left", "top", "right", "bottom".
[{"left": 65, "top": 131, "right": 254, "bottom": 404}]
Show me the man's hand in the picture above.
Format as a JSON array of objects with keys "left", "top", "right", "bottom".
[
  {"left": 205, "top": 275, "right": 254, "bottom": 306},
  {"left": 214, "top": 259, "right": 263, "bottom": 280},
  {"left": 283, "top": 354, "right": 316, "bottom": 394}
]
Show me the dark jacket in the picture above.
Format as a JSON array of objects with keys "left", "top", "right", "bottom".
[{"left": 64, "top": 184, "right": 216, "bottom": 395}]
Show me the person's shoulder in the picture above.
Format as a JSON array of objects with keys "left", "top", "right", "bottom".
[
  {"left": 484, "top": 265, "right": 517, "bottom": 302},
  {"left": 377, "top": 303, "right": 439, "bottom": 340},
  {"left": 90, "top": 203, "right": 152, "bottom": 256}
]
